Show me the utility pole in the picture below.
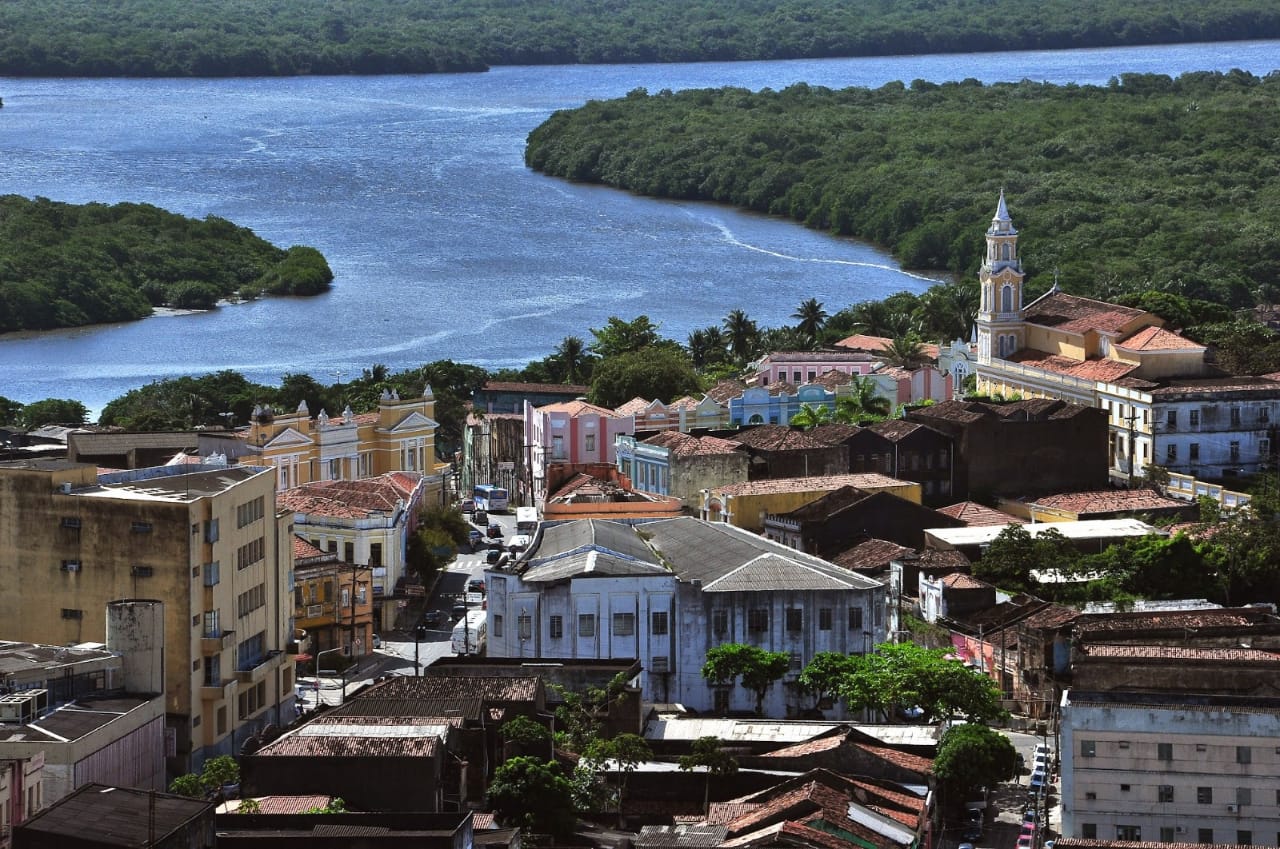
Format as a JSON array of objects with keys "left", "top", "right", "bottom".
[{"left": 1123, "top": 408, "right": 1140, "bottom": 488}]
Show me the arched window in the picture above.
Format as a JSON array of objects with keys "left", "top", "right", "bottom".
[
  {"left": 1001, "top": 243, "right": 1010, "bottom": 261},
  {"left": 748, "top": 414, "right": 764, "bottom": 425},
  {"left": 1001, "top": 285, "right": 1013, "bottom": 313}
]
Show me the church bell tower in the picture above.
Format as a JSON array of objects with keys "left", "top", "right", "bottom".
[{"left": 975, "top": 190, "right": 1025, "bottom": 364}]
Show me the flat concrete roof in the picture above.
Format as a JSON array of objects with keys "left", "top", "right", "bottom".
[
  {"left": 75, "top": 463, "right": 270, "bottom": 502},
  {"left": 925, "top": 518, "right": 1165, "bottom": 548}
]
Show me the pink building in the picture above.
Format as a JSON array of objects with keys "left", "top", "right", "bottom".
[
  {"left": 524, "top": 399, "right": 634, "bottom": 508},
  {"left": 751, "top": 351, "right": 879, "bottom": 386}
]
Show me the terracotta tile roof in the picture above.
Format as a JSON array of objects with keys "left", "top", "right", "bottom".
[
  {"left": 373, "top": 674, "right": 541, "bottom": 702},
  {"left": 473, "top": 813, "right": 498, "bottom": 830},
  {"left": 937, "top": 502, "right": 1026, "bottom": 527},
  {"left": 941, "top": 572, "right": 991, "bottom": 590},
  {"left": 277, "top": 473, "right": 420, "bottom": 518},
  {"left": 1016, "top": 603, "right": 1081, "bottom": 631},
  {"left": 718, "top": 473, "right": 909, "bottom": 497},
  {"left": 537, "top": 399, "right": 625, "bottom": 417},
  {"left": 292, "top": 535, "right": 328, "bottom": 561},
  {"left": 324, "top": 411, "right": 381, "bottom": 427},
  {"left": 831, "top": 538, "right": 914, "bottom": 572},
  {"left": 706, "top": 379, "right": 748, "bottom": 404},
  {"left": 867, "top": 420, "right": 926, "bottom": 442},
  {"left": 766, "top": 380, "right": 798, "bottom": 397},
  {"left": 758, "top": 735, "right": 845, "bottom": 758},
  {"left": 916, "top": 548, "right": 972, "bottom": 570},
  {"left": 763, "top": 351, "right": 879, "bottom": 363},
  {"left": 1116, "top": 325, "right": 1206, "bottom": 352},
  {"left": 706, "top": 803, "right": 763, "bottom": 826},
  {"left": 806, "top": 423, "right": 864, "bottom": 445},
  {"left": 1074, "top": 608, "right": 1263, "bottom": 633},
  {"left": 644, "top": 430, "right": 742, "bottom": 457},
  {"left": 729, "top": 425, "right": 831, "bottom": 451},
  {"left": 1023, "top": 291, "right": 1148, "bottom": 335},
  {"left": 835, "top": 334, "right": 893, "bottom": 352},
  {"left": 1150, "top": 375, "right": 1280, "bottom": 396},
  {"left": 1055, "top": 839, "right": 1255, "bottom": 849},
  {"left": 760, "top": 735, "right": 933, "bottom": 778},
  {"left": 256, "top": 724, "right": 442, "bottom": 758},
  {"left": 873, "top": 364, "right": 914, "bottom": 381},
  {"left": 668, "top": 396, "right": 701, "bottom": 411},
  {"left": 230, "top": 795, "right": 334, "bottom": 814},
  {"left": 616, "top": 397, "right": 655, "bottom": 416},
  {"left": 1079, "top": 644, "right": 1280, "bottom": 662},
  {"left": 483, "top": 381, "right": 589, "bottom": 395},
  {"left": 1005, "top": 348, "right": 1139, "bottom": 382},
  {"left": 811, "top": 370, "right": 854, "bottom": 390},
  {"left": 1029, "top": 488, "right": 1187, "bottom": 515}
]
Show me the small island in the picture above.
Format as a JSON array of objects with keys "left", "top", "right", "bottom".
[{"left": 0, "top": 195, "right": 333, "bottom": 333}]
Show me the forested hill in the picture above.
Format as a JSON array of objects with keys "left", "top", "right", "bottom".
[
  {"left": 526, "top": 71, "right": 1280, "bottom": 311},
  {"left": 0, "top": 196, "right": 333, "bottom": 333},
  {"left": 2, "top": 0, "right": 1280, "bottom": 77}
]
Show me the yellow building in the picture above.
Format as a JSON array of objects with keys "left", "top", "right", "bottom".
[
  {"left": 699, "top": 473, "right": 921, "bottom": 532},
  {"left": 291, "top": 537, "right": 375, "bottom": 658},
  {"left": 0, "top": 459, "right": 296, "bottom": 775},
  {"left": 216, "top": 389, "right": 447, "bottom": 503}
]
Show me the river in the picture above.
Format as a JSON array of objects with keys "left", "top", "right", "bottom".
[{"left": 1, "top": 40, "right": 1278, "bottom": 416}]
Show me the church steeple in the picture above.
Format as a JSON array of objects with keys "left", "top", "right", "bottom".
[{"left": 976, "top": 190, "right": 1026, "bottom": 364}]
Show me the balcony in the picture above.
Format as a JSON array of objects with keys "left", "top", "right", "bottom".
[
  {"left": 235, "top": 651, "right": 280, "bottom": 684},
  {"left": 200, "top": 677, "right": 236, "bottom": 702},
  {"left": 200, "top": 629, "right": 235, "bottom": 655}
]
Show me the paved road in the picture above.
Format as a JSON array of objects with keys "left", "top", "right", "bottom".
[{"left": 937, "top": 729, "right": 1059, "bottom": 849}]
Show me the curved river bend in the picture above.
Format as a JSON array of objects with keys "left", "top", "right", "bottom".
[{"left": 1, "top": 39, "right": 1277, "bottom": 414}]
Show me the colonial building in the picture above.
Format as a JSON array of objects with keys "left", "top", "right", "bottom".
[
  {"left": 290, "top": 537, "right": 375, "bottom": 659},
  {"left": 970, "top": 192, "right": 1280, "bottom": 484},
  {"left": 461, "top": 411, "right": 524, "bottom": 502},
  {"left": 485, "top": 518, "right": 886, "bottom": 718},
  {"left": 749, "top": 351, "right": 879, "bottom": 386},
  {"left": 0, "top": 460, "right": 296, "bottom": 775},
  {"left": 524, "top": 399, "right": 635, "bottom": 508},
  {"left": 701, "top": 473, "right": 921, "bottom": 533},
  {"left": 615, "top": 431, "right": 747, "bottom": 507}
]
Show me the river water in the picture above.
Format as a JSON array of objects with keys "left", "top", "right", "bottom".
[{"left": 1, "top": 40, "right": 1277, "bottom": 415}]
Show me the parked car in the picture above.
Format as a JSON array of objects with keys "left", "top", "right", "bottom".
[
  {"left": 423, "top": 609, "right": 442, "bottom": 627},
  {"left": 468, "top": 529, "right": 484, "bottom": 547},
  {"left": 460, "top": 498, "right": 475, "bottom": 513},
  {"left": 473, "top": 509, "right": 488, "bottom": 526},
  {"left": 487, "top": 523, "right": 502, "bottom": 538},
  {"left": 486, "top": 548, "right": 502, "bottom": 564},
  {"left": 468, "top": 579, "right": 486, "bottom": 594},
  {"left": 451, "top": 602, "right": 467, "bottom": 620}
]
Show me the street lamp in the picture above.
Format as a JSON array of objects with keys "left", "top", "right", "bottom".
[{"left": 414, "top": 625, "right": 428, "bottom": 676}]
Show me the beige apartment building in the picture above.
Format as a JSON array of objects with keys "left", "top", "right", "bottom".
[
  {"left": 0, "top": 460, "right": 296, "bottom": 776},
  {"left": 1061, "top": 689, "right": 1280, "bottom": 846}
]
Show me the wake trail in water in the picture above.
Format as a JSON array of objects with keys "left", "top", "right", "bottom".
[{"left": 707, "top": 220, "right": 942, "bottom": 284}]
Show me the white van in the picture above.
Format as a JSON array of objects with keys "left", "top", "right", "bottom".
[
  {"left": 515, "top": 506, "right": 538, "bottom": 535},
  {"left": 508, "top": 534, "right": 532, "bottom": 553}
]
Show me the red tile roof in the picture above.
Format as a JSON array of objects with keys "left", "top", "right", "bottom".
[
  {"left": 729, "top": 425, "right": 832, "bottom": 451},
  {"left": 835, "top": 334, "right": 893, "bottom": 352},
  {"left": 292, "top": 535, "right": 329, "bottom": 561},
  {"left": 644, "top": 430, "right": 743, "bottom": 457},
  {"left": 231, "top": 795, "right": 334, "bottom": 814},
  {"left": 937, "top": 502, "right": 1026, "bottom": 527},
  {"left": 537, "top": 399, "right": 625, "bottom": 417},
  {"left": 1005, "top": 349, "right": 1139, "bottom": 382},
  {"left": 831, "top": 538, "right": 914, "bottom": 572},
  {"left": 718, "top": 473, "right": 909, "bottom": 497},
  {"left": 941, "top": 572, "right": 992, "bottom": 590},
  {"left": 806, "top": 423, "right": 864, "bottom": 445},
  {"left": 1029, "top": 488, "right": 1187, "bottom": 515},
  {"left": 1116, "top": 325, "right": 1205, "bottom": 352},
  {"left": 811, "top": 370, "right": 854, "bottom": 390},
  {"left": 867, "top": 420, "right": 926, "bottom": 442},
  {"left": 616, "top": 397, "right": 655, "bottom": 417},
  {"left": 1074, "top": 608, "right": 1264, "bottom": 633},
  {"left": 705, "top": 380, "right": 748, "bottom": 404},
  {"left": 1023, "top": 291, "right": 1148, "bottom": 335},
  {"left": 277, "top": 473, "right": 421, "bottom": 518},
  {"left": 1079, "top": 644, "right": 1280, "bottom": 663}
]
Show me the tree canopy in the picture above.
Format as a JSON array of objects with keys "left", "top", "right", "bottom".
[
  {"left": 933, "top": 723, "right": 1019, "bottom": 800},
  {"left": 702, "top": 643, "right": 791, "bottom": 715},
  {"left": 527, "top": 72, "right": 1280, "bottom": 312},
  {"left": 0, "top": 195, "right": 331, "bottom": 333},
  {"left": 488, "top": 756, "right": 578, "bottom": 838},
  {"left": 3, "top": 1, "right": 1278, "bottom": 77}
]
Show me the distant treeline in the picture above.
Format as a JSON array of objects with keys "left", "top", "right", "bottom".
[
  {"left": 0, "top": 196, "right": 333, "bottom": 333},
  {"left": 526, "top": 71, "right": 1280, "bottom": 311},
  {"left": 1, "top": 0, "right": 1279, "bottom": 76}
]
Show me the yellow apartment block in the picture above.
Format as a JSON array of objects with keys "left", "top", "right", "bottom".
[
  {"left": 699, "top": 473, "right": 922, "bottom": 532},
  {"left": 0, "top": 459, "right": 296, "bottom": 776}
]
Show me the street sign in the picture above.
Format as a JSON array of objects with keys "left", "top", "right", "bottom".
[
  {"left": 405, "top": 585, "right": 425, "bottom": 597},
  {"left": 498, "top": 462, "right": 515, "bottom": 471}
]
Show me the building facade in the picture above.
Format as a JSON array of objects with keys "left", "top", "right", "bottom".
[
  {"left": 1061, "top": 690, "right": 1280, "bottom": 846},
  {"left": 615, "top": 431, "right": 748, "bottom": 508},
  {"left": 750, "top": 351, "right": 879, "bottom": 386},
  {"left": 291, "top": 538, "right": 376, "bottom": 658},
  {"left": 0, "top": 460, "right": 296, "bottom": 775},
  {"left": 524, "top": 400, "right": 635, "bottom": 508}
]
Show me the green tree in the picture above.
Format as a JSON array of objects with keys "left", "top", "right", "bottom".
[
  {"left": 796, "top": 650, "right": 859, "bottom": 709},
  {"left": 880, "top": 335, "right": 932, "bottom": 369},
  {"left": 933, "top": 723, "right": 1019, "bottom": 805},
  {"left": 791, "top": 297, "right": 828, "bottom": 344},
  {"left": 701, "top": 643, "right": 791, "bottom": 716},
  {"left": 973, "top": 524, "right": 1075, "bottom": 593},
  {"left": 0, "top": 396, "right": 24, "bottom": 427},
  {"left": 302, "top": 797, "right": 348, "bottom": 813},
  {"left": 586, "top": 732, "right": 652, "bottom": 820},
  {"left": 553, "top": 335, "right": 591, "bottom": 384},
  {"left": 789, "top": 402, "right": 833, "bottom": 429},
  {"left": 835, "top": 375, "right": 892, "bottom": 422},
  {"left": 489, "top": 756, "right": 578, "bottom": 839},
  {"left": 168, "top": 753, "right": 241, "bottom": 801},
  {"left": 502, "top": 715, "right": 553, "bottom": 759},
  {"left": 588, "top": 346, "right": 699, "bottom": 408},
  {"left": 589, "top": 315, "right": 662, "bottom": 358},
  {"left": 235, "top": 798, "right": 262, "bottom": 814},
  {"left": 841, "top": 642, "right": 1005, "bottom": 724},
  {"left": 19, "top": 398, "right": 89, "bottom": 428},
  {"left": 678, "top": 735, "right": 738, "bottom": 814},
  {"left": 552, "top": 671, "right": 632, "bottom": 754},
  {"left": 723, "top": 308, "right": 759, "bottom": 363},
  {"left": 168, "top": 773, "right": 204, "bottom": 798}
]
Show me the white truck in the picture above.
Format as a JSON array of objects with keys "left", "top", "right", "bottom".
[{"left": 451, "top": 609, "right": 487, "bottom": 655}]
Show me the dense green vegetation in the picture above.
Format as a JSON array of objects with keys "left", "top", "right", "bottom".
[
  {"left": 2, "top": 0, "right": 1279, "bottom": 77},
  {"left": 0, "top": 196, "right": 333, "bottom": 333},
  {"left": 527, "top": 71, "right": 1280, "bottom": 310}
]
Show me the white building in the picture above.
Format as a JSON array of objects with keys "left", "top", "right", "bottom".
[
  {"left": 1061, "top": 689, "right": 1280, "bottom": 845},
  {"left": 485, "top": 517, "right": 886, "bottom": 718}
]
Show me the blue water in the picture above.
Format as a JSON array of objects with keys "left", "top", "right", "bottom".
[{"left": 1, "top": 40, "right": 1277, "bottom": 415}]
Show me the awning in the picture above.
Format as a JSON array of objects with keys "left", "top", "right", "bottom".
[{"left": 293, "top": 653, "right": 313, "bottom": 662}]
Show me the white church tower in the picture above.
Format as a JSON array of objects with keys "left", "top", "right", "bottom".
[{"left": 975, "top": 190, "right": 1026, "bottom": 364}]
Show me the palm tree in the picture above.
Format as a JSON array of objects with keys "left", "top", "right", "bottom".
[
  {"left": 723, "top": 309, "right": 759, "bottom": 364},
  {"left": 881, "top": 335, "right": 931, "bottom": 369},
  {"left": 849, "top": 300, "right": 909, "bottom": 339},
  {"left": 835, "top": 375, "right": 892, "bottom": 422},
  {"left": 553, "top": 335, "right": 587, "bottom": 384},
  {"left": 791, "top": 298, "right": 828, "bottom": 345},
  {"left": 702, "top": 326, "right": 727, "bottom": 365},
  {"left": 789, "top": 402, "right": 833, "bottom": 429},
  {"left": 687, "top": 329, "right": 709, "bottom": 371}
]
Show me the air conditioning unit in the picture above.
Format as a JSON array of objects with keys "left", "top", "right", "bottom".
[
  {"left": 62, "top": 561, "right": 81, "bottom": 573},
  {"left": 1175, "top": 827, "right": 1186, "bottom": 835},
  {"left": 650, "top": 656, "right": 669, "bottom": 673},
  {"left": 1226, "top": 804, "right": 1239, "bottom": 813}
]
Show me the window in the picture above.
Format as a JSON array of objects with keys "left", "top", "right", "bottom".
[
  {"left": 818, "top": 608, "right": 833, "bottom": 631},
  {"left": 1085, "top": 792, "right": 1097, "bottom": 800},
  {"left": 747, "top": 609, "right": 769, "bottom": 633},
  {"left": 1081, "top": 740, "right": 1096, "bottom": 758},
  {"left": 552, "top": 435, "right": 565, "bottom": 459},
  {"left": 578, "top": 614, "right": 596, "bottom": 637},
  {"left": 1237, "top": 746, "right": 1252, "bottom": 764},
  {"left": 61, "top": 608, "right": 83, "bottom": 620},
  {"left": 1159, "top": 785, "right": 1174, "bottom": 803},
  {"left": 1237, "top": 832, "right": 1252, "bottom": 847},
  {"left": 60, "top": 559, "right": 82, "bottom": 572},
  {"left": 130, "top": 521, "right": 152, "bottom": 533},
  {"left": 204, "top": 518, "right": 219, "bottom": 543},
  {"left": 714, "top": 689, "right": 730, "bottom": 713},
  {"left": 60, "top": 516, "right": 81, "bottom": 529},
  {"left": 1196, "top": 743, "right": 1207, "bottom": 752},
  {"left": 1261, "top": 407, "right": 1271, "bottom": 423},
  {"left": 216, "top": 706, "right": 227, "bottom": 736},
  {"left": 518, "top": 613, "right": 532, "bottom": 641},
  {"left": 236, "top": 496, "right": 264, "bottom": 528},
  {"left": 1116, "top": 826, "right": 1141, "bottom": 842},
  {"left": 1158, "top": 742, "right": 1173, "bottom": 761},
  {"left": 1197, "top": 786, "right": 1213, "bottom": 804},
  {"left": 237, "top": 584, "right": 266, "bottom": 618},
  {"left": 786, "top": 608, "right": 803, "bottom": 631},
  {"left": 1121, "top": 784, "right": 1131, "bottom": 792},
  {"left": 1167, "top": 410, "right": 1177, "bottom": 429},
  {"left": 712, "top": 610, "right": 728, "bottom": 635},
  {"left": 1231, "top": 407, "right": 1242, "bottom": 427},
  {"left": 493, "top": 615, "right": 503, "bottom": 637},
  {"left": 651, "top": 611, "right": 669, "bottom": 636},
  {"left": 1198, "top": 830, "right": 1213, "bottom": 845},
  {"left": 613, "top": 612, "right": 635, "bottom": 637},
  {"left": 789, "top": 652, "right": 803, "bottom": 670},
  {"left": 1237, "top": 787, "right": 1252, "bottom": 806},
  {"left": 1231, "top": 441, "right": 1241, "bottom": 462},
  {"left": 237, "top": 536, "right": 265, "bottom": 570},
  {"left": 370, "top": 543, "right": 383, "bottom": 568},
  {"left": 344, "top": 542, "right": 354, "bottom": 562},
  {"left": 1082, "top": 824, "right": 1097, "bottom": 840},
  {"left": 793, "top": 371, "right": 802, "bottom": 383},
  {"left": 1167, "top": 444, "right": 1177, "bottom": 462},
  {"left": 848, "top": 607, "right": 863, "bottom": 630},
  {"left": 1190, "top": 443, "right": 1200, "bottom": 461},
  {"left": 585, "top": 434, "right": 596, "bottom": 452},
  {"left": 1160, "top": 827, "right": 1176, "bottom": 843},
  {"left": 549, "top": 615, "right": 563, "bottom": 639}
]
